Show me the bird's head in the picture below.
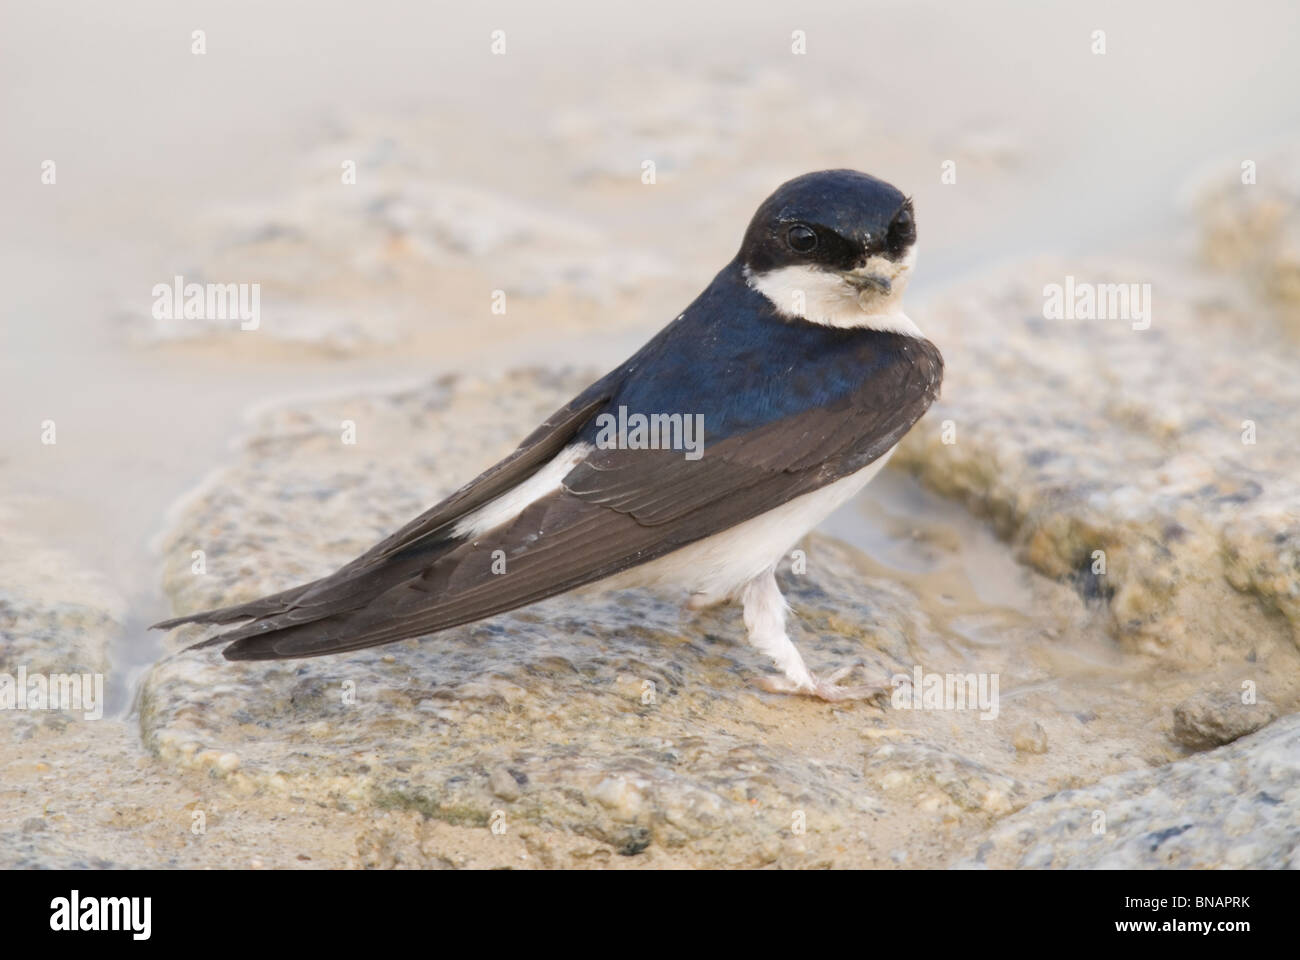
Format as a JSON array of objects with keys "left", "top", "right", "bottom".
[{"left": 738, "top": 169, "right": 918, "bottom": 334}]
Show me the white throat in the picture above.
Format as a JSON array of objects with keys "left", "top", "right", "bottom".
[{"left": 743, "top": 245, "right": 922, "bottom": 336}]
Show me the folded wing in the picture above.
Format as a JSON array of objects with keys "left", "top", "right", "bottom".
[{"left": 157, "top": 337, "right": 942, "bottom": 660}]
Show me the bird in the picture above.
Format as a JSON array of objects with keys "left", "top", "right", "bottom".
[{"left": 153, "top": 169, "right": 943, "bottom": 701}]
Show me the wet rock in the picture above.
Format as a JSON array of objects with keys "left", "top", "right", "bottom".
[
  {"left": 142, "top": 353, "right": 1300, "bottom": 867},
  {"left": 1171, "top": 689, "right": 1277, "bottom": 751},
  {"left": 1221, "top": 513, "right": 1300, "bottom": 644},
  {"left": 867, "top": 740, "right": 1025, "bottom": 815},
  {"left": 144, "top": 367, "right": 1112, "bottom": 867},
  {"left": 1188, "top": 144, "right": 1300, "bottom": 312},
  {"left": 0, "top": 506, "right": 121, "bottom": 740},
  {"left": 489, "top": 766, "right": 522, "bottom": 802},
  {"left": 1012, "top": 721, "right": 1049, "bottom": 755},
  {"left": 896, "top": 258, "right": 1300, "bottom": 669},
  {"left": 956, "top": 714, "right": 1300, "bottom": 868}
]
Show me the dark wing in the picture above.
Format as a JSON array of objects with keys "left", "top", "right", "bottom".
[
  {"left": 151, "top": 375, "right": 617, "bottom": 631},
  {"left": 195, "top": 336, "right": 942, "bottom": 660}
]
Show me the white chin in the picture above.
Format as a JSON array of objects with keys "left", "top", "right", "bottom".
[
  {"left": 743, "top": 261, "right": 922, "bottom": 336},
  {"left": 856, "top": 287, "right": 886, "bottom": 310}
]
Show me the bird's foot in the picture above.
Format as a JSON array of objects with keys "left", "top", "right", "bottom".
[{"left": 757, "top": 665, "right": 887, "bottom": 703}]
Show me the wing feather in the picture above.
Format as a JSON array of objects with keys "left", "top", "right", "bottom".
[
  {"left": 210, "top": 335, "right": 943, "bottom": 660},
  {"left": 156, "top": 377, "right": 616, "bottom": 632}
]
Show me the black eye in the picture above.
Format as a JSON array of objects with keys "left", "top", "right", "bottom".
[
  {"left": 786, "top": 224, "right": 818, "bottom": 253},
  {"left": 886, "top": 204, "right": 915, "bottom": 256}
]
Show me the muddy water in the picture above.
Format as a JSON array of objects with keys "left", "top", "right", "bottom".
[{"left": 835, "top": 470, "right": 1159, "bottom": 715}]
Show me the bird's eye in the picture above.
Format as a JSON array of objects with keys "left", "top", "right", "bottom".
[
  {"left": 786, "top": 224, "right": 818, "bottom": 253},
  {"left": 886, "top": 204, "right": 916, "bottom": 256}
]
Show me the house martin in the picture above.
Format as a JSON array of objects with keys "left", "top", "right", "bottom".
[{"left": 154, "top": 169, "right": 943, "bottom": 701}]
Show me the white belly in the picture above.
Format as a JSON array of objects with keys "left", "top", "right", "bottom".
[{"left": 596, "top": 447, "right": 895, "bottom": 601}]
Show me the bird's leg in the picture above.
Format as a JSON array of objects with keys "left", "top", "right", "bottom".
[
  {"left": 741, "top": 569, "right": 815, "bottom": 689},
  {"left": 740, "top": 568, "right": 886, "bottom": 702}
]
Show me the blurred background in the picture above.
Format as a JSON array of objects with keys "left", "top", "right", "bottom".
[
  {"left": 2, "top": 0, "right": 1299, "bottom": 666},
  {"left": 4, "top": 0, "right": 1300, "bottom": 871}
]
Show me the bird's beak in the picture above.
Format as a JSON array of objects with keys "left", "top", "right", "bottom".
[{"left": 846, "top": 271, "right": 892, "bottom": 295}]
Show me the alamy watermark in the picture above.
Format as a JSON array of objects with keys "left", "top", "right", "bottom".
[
  {"left": 151, "top": 275, "right": 260, "bottom": 330},
  {"left": 593, "top": 405, "right": 705, "bottom": 460},
  {"left": 1043, "top": 275, "right": 1151, "bottom": 330},
  {"left": 50, "top": 891, "right": 150, "bottom": 940},
  {"left": 890, "top": 665, "right": 999, "bottom": 720},
  {"left": 0, "top": 666, "right": 105, "bottom": 720}
]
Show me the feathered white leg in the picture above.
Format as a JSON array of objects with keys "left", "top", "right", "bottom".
[{"left": 741, "top": 568, "right": 885, "bottom": 702}]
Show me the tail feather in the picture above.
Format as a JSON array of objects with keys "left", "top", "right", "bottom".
[
  {"left": 152, "top": 532, "right": 463, "bottom": 655},
  {"left": 148, "top": 379, "right": 617, "bottom": 658},
  {"left": 150, "top": 582, "right": 315, "bottom": 631}
]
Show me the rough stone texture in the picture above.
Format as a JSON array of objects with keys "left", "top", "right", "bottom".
[
  {"left": 20, "top": 253, "right": 1300, "bottom": 867},
  {"left": 13, "top": 288, "right": 1300, "bottom": 867},
  {"left": 1189, "top": 145, "right": 1300, "bottom": 311},
  {"left": 146, "top": 366, "right": 1203, "bottom": 867},
  {"left": 897, "top": 257, "right": 1300, "bottom": 674},
  {"left": 957, "top": 714, "right": 1300, "bottom": 869},
  {"left": 0, "top": 505, "right": 120, "bottom": 740},
  {"left": 0, "top": 717, "right": 374, "bottom": 870},
  {"left": 1183, "top": 148, "right": 1300, "bottom": 650},
  {"left": 1172, "top": 689, "right": 1278, "bottom": 751},
  {"left": 1012, "top": 721, "right": 1049, "bottom": 755}
]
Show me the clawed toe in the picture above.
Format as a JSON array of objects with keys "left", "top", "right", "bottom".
[
  {"left": 812, "top": 678, "right": 888, "bottom": 702},
  {"left": 756, "top": 675, "right": 805, "bottom": 695},
  {"left": 757, "top": 665, "right": 887, "bottom": 703}
]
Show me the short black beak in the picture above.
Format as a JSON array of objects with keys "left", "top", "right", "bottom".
[{"left": 847, "top": 272, "right": 892, "bottom": 295}]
